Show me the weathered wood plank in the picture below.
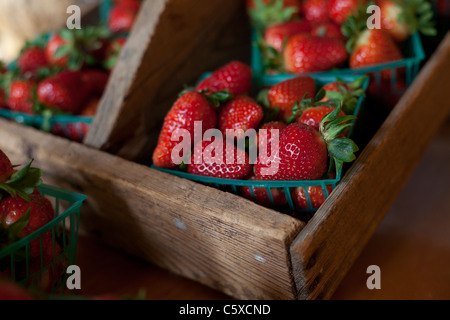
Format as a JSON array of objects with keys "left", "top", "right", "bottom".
[
  {"left": 0, "top": 119, "right": 305, "bottom": 300},
  {"left": 290, "top": 31, "right": 450, "bottom": 300}
]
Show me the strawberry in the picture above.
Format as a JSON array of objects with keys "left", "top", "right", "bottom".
[
  {"left": 302, "top": 0, "right": 330, "bottom": 23},
  {"left": 254, "top": 104, "right": 358, "bottom": 180},
  {"left": 7, "top": 80, "right": 36, "bottom": 114},
  {"left": 283, "top": 34, "right": 348, "bottom": 73},
  {"left": 37, "top": 70, "right": 88, "bottom": 114},
  {"left": 103, "top": 37, "right": 127, "bottom": 70},
  {"left": 266, "top": 76, "right": 316, "bottom": 122},
  {"left": 81, "top": 69, "right": 110, "bottom": 99},
  {"left": 329, "top": 0, "right": 367, "bottom": 25},
  {"left": 263, "top": 20, "right": 313, "bottom": 52},
  {"left": 297, "top": 105, "right": 346, "bottom": 131},
  {"left": 291, "top": 184, "right": 333, "bottom": 209},
  {"left": 17, "top": 46, "right": 49, "bottom": 79},
  {"left": 377, "top": 0, "right": 437, "bottom": 42},
  {"left": 0, "top": 150, "right": 14, "bottom": 183},
  {"left": 195, "top": 61, "right": 252, "bottom": 97},
  {"left": 342, "top": 7, "right": 403, "bottom": 80},
  {"left": 319, "top": 76, "right": 367, "bottom": 114},
  {"left": 311, "top": 21, "right": 346, "bottom": 40},
  {"left": 152, "top": 91, "right": 219, "bottom": 169},
  {"left": 218, "top": 95, "right": 264, "bottom": 139},
  {"left": 240, "top": 173, "right": 287, "bottom": 208},
  {"left": 255, "top": 121, "right": 287, "bottom": 154},
  {"left": 108, "top": 1, "right": 140, "bottom": 34},
  {"left": 247, "top": 0, "right": 302, "bottom": 30},
  {"left": 45, "top": 26, "right": 110, "bottom": 70},
  {"left": 187, "top": 138, "right": 252, "bottom": 180}
]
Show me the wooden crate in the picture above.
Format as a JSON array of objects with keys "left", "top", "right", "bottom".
[{"left": 0, "top": 28, "right": 449, "bottom": 299}]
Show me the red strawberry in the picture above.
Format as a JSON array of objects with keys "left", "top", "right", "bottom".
[
  {"left": 37, "top": 70, "right": 88, "bottom": 114},
  {"left": 319, "top": 76, "right": 367, "bottom": 114},
  {"left": 291, "top": 184, "right": 333, "bottom": 209},
  {"left": 195, "top": 61, "right": 252, "bottom": 97},
  {"left": 188, "top": 138, "right": 252, "bottom": 180},
  {"left": 302, "top": 0, "right": 330, "bottom": 23},
  {"left": 377, "top": 0, "right": 437, "bottom": 42},
  {"left": 0, "top": 189, "right": 55, "bottom": 258},
  {"left": 108, "top": 2, "right": 140, "bottom": 34},
  {"left": 311, "top": 21, "right": 346, "bottom": 40},
  {"left": 152, "top": 91, "right": 218, "bottom": 169},
  {"left": 267, "top": 76, "right": 316, "bottom": 122},
  {"left": 45, "top": 34, "right": 69, "bottom": 68},
  {"left": 240, "top": 173, "right": 287, "bottom": 208},
  {"left": 329, "top": 0, "right": 367, "bottom": 25},
  {"left": 103, "top": 37, "right": 127, "bottom": 70},
  {"left": 218, "top": 95, "right": 264, "bottom": 139},
  {"left": 0, "top": 89, "right": 6, "bottom": 109},
  {"left": 7, "top": 80, "right": 36, "bottom": 114},
  {"left": 81, "top": 69, "right": 110, "bottom": 99},
  {"left": 264, "top": 20, "right": 313, "bottom": 52},
  {"left": 297, "top": 106, "right": 346, "bottom": 131},
  {"left": 255, "top": 105, "right": 358, "bottom": 180},
  {"left": 0, "top": 150, "right": 14, "bottom": 183},
  {"left": 17, "top": 47, "right": 49, "bottom": 78},
  {"left": 255, "top": 121, "right": 287, "bottom": 154},
  {"left": 283, "top": 34, "right": 348, "bottom": 73}
]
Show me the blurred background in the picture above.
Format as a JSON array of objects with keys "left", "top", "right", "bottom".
[{"left": 0, "top": 0, "right": 100, "bottom": 63}]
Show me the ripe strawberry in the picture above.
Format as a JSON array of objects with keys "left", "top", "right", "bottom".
[
  {"left": 329, "top": 0, "right": 367, "bottom": 25},
  {"left": 0, "top": 150, "right": 14, "bottom": 183},
  {"left": 195, "top": 61, "right": 252, "bottom": 97},
  {"left": 297, "top": 106, "right": 346, "bottom": 131},
  {"left": 240, "top": 173, "right": 287, "bottom": 208},
  {"left": 247, "top": 0, "right": 302, "bottom": 29},
  {"left": 17, "top": 46, "right": 49, "bottom": 78},
  {"left": 283, "top": 34, "right": 348, "bottom": 73},
  {"left": 311, "top": 21, "right": 346, "bottom": 40},
  {"left": 255, "top": 121, "right": 287, "bottom": 154},
  {"left": 7, "top": 80, "right": 36, "bottom": 114},
  {"left": 188, "top": 138, "right": 252, "bottom": 180},
  {"left": 302, "top": 0, "right": 330, "bottom": 23},
  {"left": 0, "top": 189, "right": 54, "bottom": 258},
  {"left": 319, "top": 76, "right": 367, "bottom": 114},
  {"left": 108, "top": 1, "right": 140, "bottom": 34},
  {"left": 152, "top": 91, "right": 218, "bottom": 169},
  {"left": 254, "top": 104, "right": 358, "bottom": 180},
  {"left": 263, "top": 20, "right": 313, "bottom": 52},
  {"left": 266, "top": 76, "right": 316, "bottom": 122},
  {"left": 377, "top": 0, "right": 437, "bottom": 42},
  {"left": 37, "top": 70, "right": 88, "bottom": 114},
  {"left": 45, "top": 34, "right": 69, "bottom": 68},
  {"left": 291, "top": 184, "right": 333, "bottom": 209},
  {"left": 81, "top": 69, "right": 110, "bottom": 99},
  {"left": 218, "top": 95, "right": 264, "bottom": 139}
]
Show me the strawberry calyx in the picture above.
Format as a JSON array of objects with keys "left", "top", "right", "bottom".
[
  {"left": 319, "top": 103, "right": 359, "bottom": 176},
  {"left": 255, "top": 31, "right": 285, "bottom": 74},
  {"left": 249, "top": 0, "right": 299, "bottom": 31},
  {"left": 178, "top": 87, "right": 235, "bottom": 107},
  {"left": 322, "top": 76, "right": 367, "bottom": 114},
  {"left": 388, "top": 0, "right": 437, "bottom": 37},
  {"left": 341, "top": 2, "right": 374, "bottom": 53},
  {"left": 0, "top": 160, "right": 43, "bottom": 203}
]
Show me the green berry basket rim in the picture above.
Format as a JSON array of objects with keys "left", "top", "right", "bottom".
[
  {"left": 251, "top": 30, "right": 426, "bottom": 86},
  {"left": 0, "top": 184, "right": 87, "bottom": 258}
]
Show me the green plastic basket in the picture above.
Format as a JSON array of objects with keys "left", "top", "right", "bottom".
[
  {"left": 0, "top": 185, "right": 87, "bottom": 294},
  {"left": 152, "top": 74, "right": 368, "bottom": 217},
  {"left": 251, "top": 30, "right": 425, "bottom": 97}
]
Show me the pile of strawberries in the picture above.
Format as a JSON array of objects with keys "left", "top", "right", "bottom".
[
  {"left": 152, "top": 61, "right": 366, "bottom": 214},
  {"left": 0, "top": 0, "right": 141, "bottom": 142},
  {"left": 0, "top": 149, "right": 64, "bottom": 291},
  {"left": 249, "top": 0, "right": 436, "bottom": 106}
]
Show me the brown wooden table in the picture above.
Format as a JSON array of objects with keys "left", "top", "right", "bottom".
[{"left": 71, "top": 118, "right": 450, "bottom": 300}]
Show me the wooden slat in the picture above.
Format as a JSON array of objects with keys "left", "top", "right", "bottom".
[
  {"left": 84, "top": 0, "right": 251, "bottom": 163},
  {"left": 0, "top": 119, "right": 305, "bottom": 300},
  {"left": 290, "top": 31, "right": 450, "bottom": 300}
]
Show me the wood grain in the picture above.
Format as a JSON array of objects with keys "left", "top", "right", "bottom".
[
  {"left": 0, "top": 119, "right": 305, "bottom": 300},
  {"left": 290, "top": 32, "right": 450, "bottom": 300},
  {"left": 84, "top": 0, "right": 251, "bottom": 164}
]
